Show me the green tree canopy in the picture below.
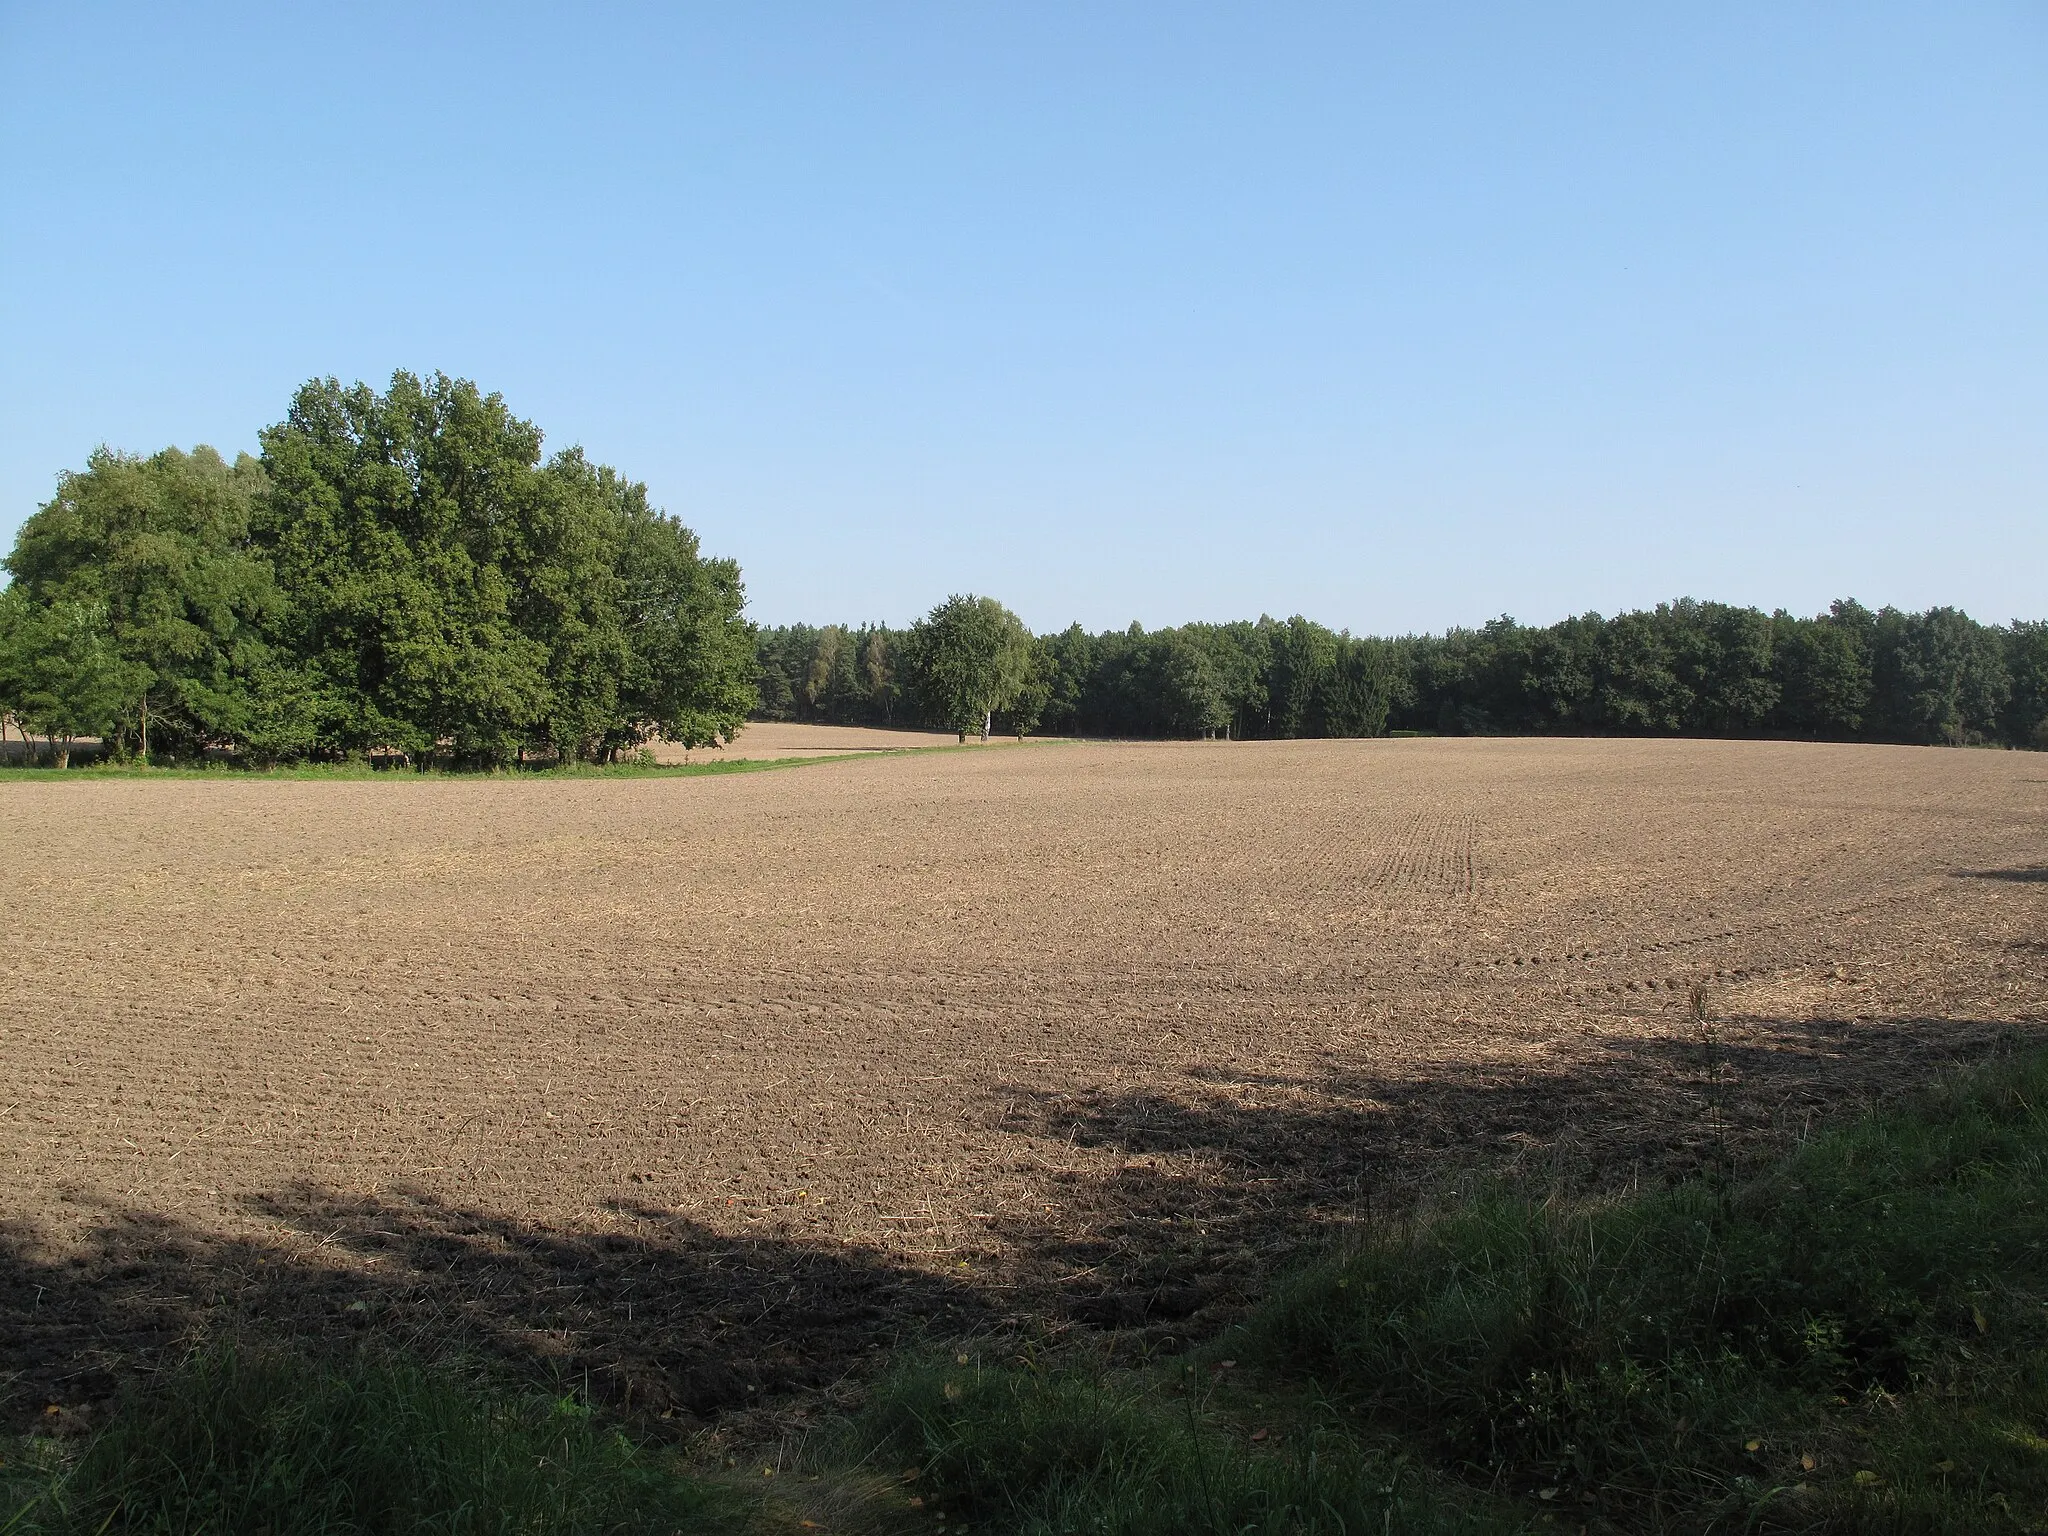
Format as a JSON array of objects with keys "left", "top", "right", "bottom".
[
  {"left": 759, "top": 597, "right": 2047, "bottom": 752},
  {"left": 4, "top": 444, "right": 285, "bottom": 756},
  {"left": 905, "top": 594, "right": 1033, "bottom": 741},
  {"left": 609, "top": 474, "right": 755, "bottom": 749},
  {"left": 253, "top": 372, "right": 753, "bottom": 764},
  {"left": 0, "top": 591, "right": 135, "bottom": 764},
  {"left": 1159, "top": 632, "right": 1229, "bottom": 738},
  {"left": 1, "top": 372, "right": 755, "bottom": 767},
  {"left": 2005, "top": 621, "right": 2048, "bottom": 750},
  {"left": 1870, "top": 605, "right": 2010, "bottom": 746}
]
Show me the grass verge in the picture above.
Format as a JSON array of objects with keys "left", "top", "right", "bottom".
[
  {"left": 1237, "top": 1037, "right": 2048, "bottom": 1528},
  {"left": 846, "top": 1359, "right": 1509, "bottom": 1533},
  {"left": 0, "top": 742, "right": 1025, "bottom": 783},
  {"left": 0, "top": 1348, "right": 741, "bottom": 1535},
  {"left": 0, "top": 754, "right": 836, "bottom": 783}
]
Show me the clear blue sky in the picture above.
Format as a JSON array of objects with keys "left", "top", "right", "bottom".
[{"left": 2, "top": 4, "right": 2042, "bottom": 634}]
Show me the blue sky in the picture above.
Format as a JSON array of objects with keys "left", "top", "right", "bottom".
[{"left": 2, "top": 3, "right": 2042, "bottom": 633}]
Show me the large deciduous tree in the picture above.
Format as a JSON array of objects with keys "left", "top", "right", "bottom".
[
  {"left": 4, "top": 445, "right": 289, "bottom": 759},
  {"left": 254, "top": 372, "right": 753, "bottom": 764},
  {"left": 2004, "top": 621, "right": 2048, "bottom": 750},
  {"left": 905, "top": 594, "right": 1033, "bottom": 741},
  {"left": 0, "top": 591, "right": 134, "bottom": 765},
  {"left": 1870, "top": 605, "right": 2010, "bottom": 746},
  {"left": 1772, "top": 601, "right": 1874, "bottom": 737},
  {"left": 609, "top": 473, "right": 755, "bottom": 749},
  {"left": 257, "top": 374, "right": 572, "bottom": 763}
]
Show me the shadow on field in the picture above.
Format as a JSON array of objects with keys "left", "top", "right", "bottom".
[
  {"left": 4, "top": 1011, "right": 2039, "bottom": 1437},
  {"left": 0, "top": 1186, "right": 987, "bottom": 1437},
  {"left": 1955, "top": 864, "right": 2048, "bottom": 883},
  {"left": 985, "top": 1010, "right": 2043, "bottom": 1339}
]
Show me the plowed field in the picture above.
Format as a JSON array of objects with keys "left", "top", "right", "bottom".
[{"left": 4, "top": 738, "right": 2045, "bottom": 1428}]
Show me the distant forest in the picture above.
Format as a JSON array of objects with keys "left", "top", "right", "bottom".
[{"left": 759, "top": 601, "right": 2048, "bottom": 749}]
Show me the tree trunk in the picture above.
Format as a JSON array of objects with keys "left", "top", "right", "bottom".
[
  {"left": 981, "top": 708, "right": 991, "bottom": 742},
  {"left": 54, "top": 737, "right": 70, "bottom": 770},
  {"left": 140, "top": 693, "right": 150, "bottom": 765}
]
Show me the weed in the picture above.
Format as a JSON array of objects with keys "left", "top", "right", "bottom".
[{"left": 0, "top": 738, "right": 1039, "bottom": 783}]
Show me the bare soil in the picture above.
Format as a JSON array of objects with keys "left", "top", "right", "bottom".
[{"left": 3, "top": 737, "right": 2044, "bottom": 1435}]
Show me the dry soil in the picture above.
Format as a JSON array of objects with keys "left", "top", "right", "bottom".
[{"left": 3, "top": 737, "right": 2044, "bottom": 1427}]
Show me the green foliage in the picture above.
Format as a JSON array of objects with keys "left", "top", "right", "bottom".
[
  {"left": 609, "top": 475, "right": 754, "bottom": 750},
  {"left": 850, "top": 1360, "right": 1503, "bottom": 1535},
  {"left": 750, "top": 622, "right": 903, "bottom": 726},
  {"left": 1, "top": 375, "right": 754, "bottom": 768},
  {"left": 0, "top": 591, "right": 138, "bottom": 760},
  {"left": 257, "top": 374, "right": 590, "bottom": 764},
  {"left": 1869, "top": 605, "right": 2010, "bottom": 745},
  {"left": 1666, "top": 599, "right": 1778, "bottom": 731},
  {"left": 1364, "top": 598, "right": 2038, "bottom": 747},
  {"left": 1159, "top": 632, "right": 1229, "bottom": 737},
  {"left": 18, "top": 406, "right": 2040, "bottom": 761},
  {"left": 1320, "top": 637, "right": 1399, "bottom": 738},
  {"left": 0, "top": 1347, "right": 735, "bottom": 1535},
  {"left": 2, "top": 446, "right": 286, "bottom": 758},
  {"left": 2008, "top": 620, "right": 2048, "bottom": 750},
  {"left": 1773, "top": 600, "right": 1874, "bottom": 735},
  {"left": 754, "top": 597, "right": 2048, "bottom": 749},
  {"left": 1008, "top": 634, "right": 1059, "bottom": 738},
  {"left": 1242, "top": 1045, "right": 2048, "bottom": 1527},
  {"left": 904, "top": 593, "right": 1034, "bottom": 739},
  {"left": 1262, "top": 616, "right": 1337, "bottom": 737}
]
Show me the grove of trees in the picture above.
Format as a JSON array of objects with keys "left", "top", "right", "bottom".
[
  {"left": 758, "top": 598, "right": 2048, "bottom": 750},
  {"left": 0, "top": 373, "right": 755, "bottom": 767}
]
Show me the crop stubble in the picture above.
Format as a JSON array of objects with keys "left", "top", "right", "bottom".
[{"left": 2, "top": 737, "right": 2044, "bottom": 1421}]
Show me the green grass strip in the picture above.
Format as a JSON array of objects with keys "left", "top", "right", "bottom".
[
  {"left": 0, "top": 739, "right": 1031, "bottom": 783},
  {"left": 0, "top": 1349, "right": 738, "bottom": 1535}
]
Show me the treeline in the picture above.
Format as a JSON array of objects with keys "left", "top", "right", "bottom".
[
  {"left": 8, "top": 373, "right": 2041, "bottom": 766},
  {"left": 0, "top": 373, "right": 754, "bottom": 767},
  {"left": 759, "top": 599, "right": 2048, "bottom": 748}
]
